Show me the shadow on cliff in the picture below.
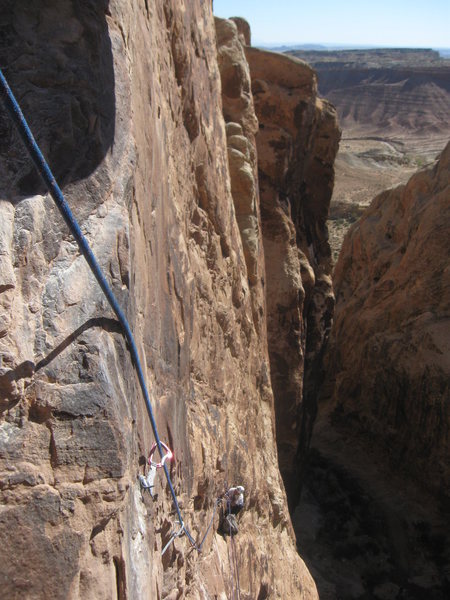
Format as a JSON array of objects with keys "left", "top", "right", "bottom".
[
  {"left": 293, "top": 448, "right": 450, "bottom": 600},
  {"left": 0, "top": 0, "right": 115, "bottom": 197},
  {"left": 0, "top": 317, "right": 121, "bottom": 412}
]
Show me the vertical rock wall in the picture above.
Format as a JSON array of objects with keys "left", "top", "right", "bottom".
[
  {"left": 0, "top": 2, "right": 134, "bottom": 597},
  {"left": 215, "top": 17, "right": 265, "bottom": 335},
  {"left": 245, "top": 47, "right": 340, "bottom": 497},
  {"left": 0, "top": 2, "right": 319, "bottom": 598},
  {"left": 298, "top": 142, "right": 450, "bottom": 598},
  {"left": 322, "top": 142, "right": 450, "bottom": 502}
]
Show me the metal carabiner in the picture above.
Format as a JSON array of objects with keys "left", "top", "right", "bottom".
[
  {"left": 147, "top": 441, "right": 173, "bottom": 469},
  {"left": 161, "top": 520, "right": 186, "bottom": 556},
  {"left": 139, "top": 441, "right": 173, "bottom": 498}
]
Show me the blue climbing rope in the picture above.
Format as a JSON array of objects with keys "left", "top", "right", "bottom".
[{"left": 0, "top": 68, "right": 196, "bottom": 549}]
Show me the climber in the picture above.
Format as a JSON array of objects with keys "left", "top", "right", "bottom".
[
  {"left": 139, "top": 441, "right": 173, "bottom": 498},
  {"left": 219, "top": 485, "right": 245, "bottom": 536},
  {"left": 225, "top": 486, "right": 245, "bottom": 515}
]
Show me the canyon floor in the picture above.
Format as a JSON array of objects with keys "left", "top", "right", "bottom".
[
  {"left": 328, "top": 133, "right": 447, "bottom": 262},
  {"left": 294, "top": 421, "right": 449, "bottom": 600}
]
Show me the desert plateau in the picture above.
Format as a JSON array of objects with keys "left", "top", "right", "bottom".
[{"left": 288, "top": 48, "right": 450, "bottom": 260}]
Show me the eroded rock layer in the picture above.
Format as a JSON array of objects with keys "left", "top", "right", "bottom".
[
  {"left": 324, "top": 141, "right": 450, "bottom": 502},
  {"left": 245, "top": 46, "right": 340, "bottom": 495},
  {"left": 0, "top": 2, "right": 318, "bottom": 599},
  {"left": 288, "top": 48, "right": 450, "bottom": 145},
  {"left": 215, "top": 17, "right": 264, "bottom": 335}
]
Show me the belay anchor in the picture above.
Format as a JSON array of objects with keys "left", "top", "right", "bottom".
[{"left": 139, "top": 441, "right": 173, "bottom": 498}]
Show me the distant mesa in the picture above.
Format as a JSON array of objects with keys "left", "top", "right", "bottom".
[{"left": 285, "top": 48, "right": 450, "bottom": 141}]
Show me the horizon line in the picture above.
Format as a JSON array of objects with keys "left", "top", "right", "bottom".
[{"left": 253, "top": 41, "right": 450, "bottom": 50}]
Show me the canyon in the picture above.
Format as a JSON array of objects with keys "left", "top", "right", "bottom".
[
  {"left": 0, "top": 2, "right": 448, "bottom": 599},
  {"left": 287, "top": 46, "right": 450, "bottom": 600},
  {"left": 295, "top": 142, "right": 450, "bottom": 600},
  {"left": 288, "top": 48, "right": 450, "bottom": 261}
]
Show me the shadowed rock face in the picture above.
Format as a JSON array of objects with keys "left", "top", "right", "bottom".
[
  {"left": 295, "top": 141, "right": 450, "bottom": 600},
  {"left": 324, "top": 141, "right": 450, "bottom": 501},
  {"left": 0, "top": 2, "right": 319, "bottom": 598},
  {"left": 0, "top": 0, "right": 115, "bottom": 197},
  {"left": 245, "top": 46, "right": 340, "bottom": 499}
]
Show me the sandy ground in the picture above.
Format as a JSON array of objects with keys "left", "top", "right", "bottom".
[{"left": 328, "top": 134, "right": 449, "bottom": 263}]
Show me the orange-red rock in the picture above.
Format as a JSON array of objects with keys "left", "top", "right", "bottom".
[
  {"left": 246, "top": 47, "right": 340, "bottom": 496},
  {"left": 215, "top": 17, "right": 265, "bottom": 334},
  {"left": 323, "top": 141, "right": 450, "bottom": 501},
  {"left": 0, "top": 2, "right": 320, "bottom": 598}
]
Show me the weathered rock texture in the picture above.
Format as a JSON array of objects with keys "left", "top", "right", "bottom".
[
  {"left": 0, "top": 2, "right": 320, "bottom": 599},
  {"left": 215, "top": 17, "right": 264, "bottom": 334},
  {"left": 323, "top": 141, "right": 450, "bottom": 502},
  {"left": 245, "top": 47, "right": 340, "bottom": 496},
  {"left": 295, "top": 141, "right": 450, "bottom": 599}
]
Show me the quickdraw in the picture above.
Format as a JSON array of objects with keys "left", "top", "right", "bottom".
[
  {"left": 161, "top": 520, "right": 186, "bottom": 556},
  {"left": 139, "top": 441, "right": 173, "bottom": 498}
]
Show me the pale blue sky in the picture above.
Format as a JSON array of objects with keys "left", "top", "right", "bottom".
[{"left": 213, "top": 0, "right": 450, "bottom": 48}]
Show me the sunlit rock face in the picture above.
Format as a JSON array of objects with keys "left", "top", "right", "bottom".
[
  {"left": 245, "top": 46, "right": 340, "bottom": 498},
  {"left": 215, "top": 17, "right": 265, "bottom": 336},
  {"left": 0, "top": 2, "right": 318, "bottom": 598}
]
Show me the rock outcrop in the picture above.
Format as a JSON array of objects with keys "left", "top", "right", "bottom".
[
  {"left": 245, "top": 46, "right": 340, "bottom": 496},
  {"left": 0, "top": 2, "right": 324, "bottom": 599},
  {"left": 294, "top": 141, "right": 450, "bottom": 600},
  {"left": 323, "top": 141, "right": 450, "bottom": 502},
  {"left": 215, "top": 17, "right": 264, "bottom": 334}
]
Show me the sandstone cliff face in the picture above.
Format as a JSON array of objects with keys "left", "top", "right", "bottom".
[
  {"left": 294, "top": 142, "right": 450, "bottom": 599},
  {"left": 245, "top": 47, "right": 340, "bottom": 495},
  {"left": 323, "top": 141, "right": 450, "bottom": 502},
  {"left": 0, "top": 2, "right": 319, "bottom": 599},
  {"left": 215, "top": 17, "right": 264, "bottom": 335}
]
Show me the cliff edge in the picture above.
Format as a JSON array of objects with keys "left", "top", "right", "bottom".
[{"left": 245, "top": 45, "right": 340, "bottom": 497}]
